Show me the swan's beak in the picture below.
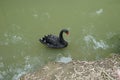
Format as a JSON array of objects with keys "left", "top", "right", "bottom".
[{"left": 66, "top": 32, "right": 69, "bottom": 35}]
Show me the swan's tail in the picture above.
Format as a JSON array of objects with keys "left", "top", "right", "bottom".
[{"left": 39, "top": 35, "right": 48, "bottom": 44}]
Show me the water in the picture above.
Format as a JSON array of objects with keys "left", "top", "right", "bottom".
[{"left": 0, "top": 0, "right": 120, "bottom": 80}]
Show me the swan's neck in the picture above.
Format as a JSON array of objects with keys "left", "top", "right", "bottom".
[
  {"left": 59, "top": 30, "right": 68, "bottom": 46},
  {"left": 59, "top": 31, "right": 64, "bottom": 42}
]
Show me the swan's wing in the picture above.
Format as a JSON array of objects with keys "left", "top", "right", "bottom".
[
  {"left": 40, "top": 34, "right": 59, "bottom": 45},
  {"left": 46, "top": 35, "right": 59, "bottom": 44}
]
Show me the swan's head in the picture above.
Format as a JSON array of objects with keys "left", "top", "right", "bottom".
[{"left": 62, "top": 29, "right": 69, "bottom": 35}]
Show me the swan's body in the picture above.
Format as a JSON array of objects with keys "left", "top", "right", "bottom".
[{"left": 39, "top": 29, "right": 69, "bottom": 48}]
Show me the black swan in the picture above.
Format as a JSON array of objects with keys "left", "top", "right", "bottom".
[{"left": 39, "top": 29, "right": 69, "bottom": 48}]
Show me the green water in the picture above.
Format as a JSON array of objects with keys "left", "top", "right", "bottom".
[{"left": 0, "top": 0, "right": 120, "bottom": 80}]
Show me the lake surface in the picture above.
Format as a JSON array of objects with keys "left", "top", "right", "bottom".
[{"left": 0, "top": 0, "right": 120, "bottom": 80}]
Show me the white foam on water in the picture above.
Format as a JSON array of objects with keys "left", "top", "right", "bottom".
[
  {"left": 12, "top": 68, "right": 26, "bottom": 80},
  {"left": 0, "top": 74, "right": 4, "bottom": 80},
  {"left": 0, "top": 62, "right": 4, "bottom": 68},
  {"left": 0, "top": 56, "right": 38, "bottom": 80},
  {"left": 12, "top": 63, "right": 32, "bottom": 80},
  {"left": 12, "top": 56, "right": 34, "bottom": 80},
  {"left": 84, "top": 35, "right": 109, "bottom": 50},
  {"left": 0, "top": 33, "right": 23, "bottom": 46},
  {"left": 15, "top": 56, "right": 43, "bottom": 79},
  {"left": 56, "top": 56, "right": 72, "bottom": 63},
  {"left": 0, "top": 70, "right": 7, "bottom": 80},
  {"left": 12, "top": 56, "right": 44, "bottom": 80},
  {"left": 96, "top": 9, "right": 103, "bottom": 14},
  {"left": 11, "top": 35, "right": 22, "bottom": 44},
  {"left": 0, "top": 40, "right": 8, "bottom": 46},
  {"left": 12, "top": 71, "right": 26, "bottom": 80}
]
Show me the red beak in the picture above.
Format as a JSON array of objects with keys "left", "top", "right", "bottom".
[{"left": 66, "top": 32, "right": 69, "bottom": 35}]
